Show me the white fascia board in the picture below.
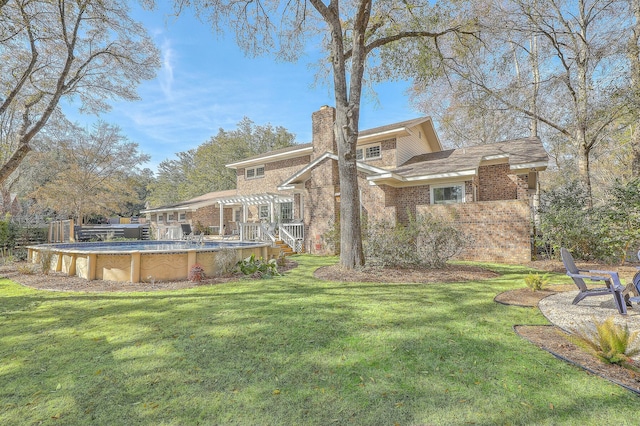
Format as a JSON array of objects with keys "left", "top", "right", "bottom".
[
  {"left": 357, "top": 127, "right": 408, "bottom": 143},
  {"left": 510, "top": 161, "right": 549, "bottom": 171},
  {"left": 355, "top": 161, "right": 390, "bottom": 175},
  {"left": 366, "top": 171, "right": 404, "bottom": 182},
  {"left": 404, "top": 169, "right": 477, "bottom": 182},
  {"left": 278, "top": 152, "right": 338, "bottom": 188},
  {"left": 226, "top": 146, "right": 313, "bottom": 169},
  {"left": 367, "top": 169, "right": 476, "bottom": 185}
]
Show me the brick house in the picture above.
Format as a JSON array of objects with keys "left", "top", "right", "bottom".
[{"left": 143, "top": 105, "right": 549, "bottom": 262}]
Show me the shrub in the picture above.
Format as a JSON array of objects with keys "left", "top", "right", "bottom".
[
  {"left": 524, "top": 272, "right": 548, "bottom": 292},
  {"left": 536, "top": 181, "right": 606, "bottom": 260},
  {"left": 236, "top": 254, "right": 280, "bottom": 278},
  {"left": 214, "top": 248, "right": 238, "bottom": 277},
  {"left": 570, "top": 316, "right": 640, "bottom": 370},
  {"left": 188, "top": 263, "right": 206, "bottom": 282},
  {"left": 363, "top": 213, "right": 467, "bottom": 268},
  {"left": 39, "top": 250, "right": 54, "bottom": 275},
  {"left": 414, "top": 213, "right": 466, "bottom": 268},
  {"left": 17, "top": 264, "right": 36, "bottom": 275}
]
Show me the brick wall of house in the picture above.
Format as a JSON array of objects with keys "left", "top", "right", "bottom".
[
  {"left": 236, "top": 155, "right": 310, "bottom": 195},
  {"left": 395, "top": 185, "right": 431, "bottom": 222},
  {"left": 361, "top": 138, "right": 397, "bottom": 169},
  {"left": 478, "top": 164, "right": 517, "bottom": 201},
  {"left": 191, "top": 205, "right": 233, "bottom": 232},
  {"left": 417, "top": 200, "right": 532, "bottom": 263},
  {"left": 359, "top": 175, "right": 396, "bottom": 225},
  {"left": 515, "top": 174, "right": 529, "bottom": 200},
  {"left": 477, "top": 163, "right": 534, "bottom": 202},
  {"left": 305, "top": 106, "right": 340, "bottom": 253},
  {"left": 306, "top": 184, "right": 339, "bottom": 254},
  {"left": 312, "top": 106, "right": 337, "bottom": 158}
]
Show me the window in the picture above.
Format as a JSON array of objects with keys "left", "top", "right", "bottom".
[
  {"left": 259, "top": 205, "right": 270, "bottom": 220},
  {"left": 167, "top": 213, "right": 174, "bottom": 222},
  {"left": 178, "top": 213, "right": 186, "bottom": 222},
  {"left": 431, "top": 184, "right": 465, "bottom": 205},
  {"left": 356, "top": 144, "right": 381, "bottom": 161},
  {"left": 158, "top": 214, "right": 164, "bottom": 223},
  {"left": 280, "top": 202, "right": 293, "bottom": 222},
  {"left": 233, "top": 208, "right": 242, "bottom": 222},
  {"left": 245, "top": 165, "right": 265, "bottom": 179}
]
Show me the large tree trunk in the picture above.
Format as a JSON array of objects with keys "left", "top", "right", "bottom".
[
  {"left": 334, "top": 104, "right": 365, "bottom": 268},
  {"left": 321, "top": 0, "right": 370, "bottom": 268}
]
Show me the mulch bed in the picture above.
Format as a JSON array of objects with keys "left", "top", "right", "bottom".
[{"left": 497, "top": 286, "right": 640, "bottom": 395}]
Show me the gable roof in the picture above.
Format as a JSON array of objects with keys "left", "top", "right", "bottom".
[
  {"left": 358, "top": 117, "right": 432, "bottom": 138},
  {"left": 277, "top": 152, "right": 390, "bottom": 190},
  {"left": 226, "top": 115, "right": 441, "bottom": 169},
  {"left": 226, "top": 143, "right": 313, "bottom": 169},
  {"left": 140, "top": 188, "right": 238, "bottom": 214},
  {"left": 367, "top": 137, "right": 548, "bottom": 185}
]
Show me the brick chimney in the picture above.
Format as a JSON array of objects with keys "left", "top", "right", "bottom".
[{"left": 312, "top": 105, "right": 336, "bottom": 159}]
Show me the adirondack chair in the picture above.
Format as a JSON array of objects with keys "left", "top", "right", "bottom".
[
  {"left": 181, "top": 224, "right": 193, "bottom": 239},
  {"left": 626, "top": 249, "right": 640, "bottom": 306},
  {"left": 560, "top": 247, "right": 627, "bottom": 315}
]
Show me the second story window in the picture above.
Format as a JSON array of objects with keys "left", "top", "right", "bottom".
[
  {"left": 245, "top": 165, "right": 265, "bottom": 179},
  {"left": 356, "top": 143, "right": 381, "bottom": 161}
]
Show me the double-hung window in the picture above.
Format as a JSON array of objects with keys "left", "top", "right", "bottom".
[
  {"left": 259, "top": 205, "right": 270, "bottom": 220},
  {"left": 245, "top": 165, "right": 265, "bottom": 179},
  {"left": 431, "top": 184, "right": 465, "bottom": 204},
  {"left": 355, "top": 144, "right": 381, "bottom": 161}
]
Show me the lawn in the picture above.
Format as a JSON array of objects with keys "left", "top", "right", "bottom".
[{"left": 0, "top": 255, "right": 637, "bottom": 425}]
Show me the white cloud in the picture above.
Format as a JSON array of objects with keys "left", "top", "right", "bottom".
[{"left": 159, "top": 38, "right": 175, "bottom": 99}]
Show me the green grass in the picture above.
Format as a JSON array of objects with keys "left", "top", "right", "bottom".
[{"left": 0, "top": 255, "right": 637, "bottom": 425}]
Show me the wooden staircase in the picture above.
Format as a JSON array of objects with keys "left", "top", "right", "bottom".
[{"left": 274, "top": 239, "right": 296, "bottom": 256}]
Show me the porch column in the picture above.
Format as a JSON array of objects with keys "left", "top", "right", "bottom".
[
  {"left": 219, "top": 202, "right": 224, "bottom": 235},
  {"left": 270, "top": 200, "right": 275, "bottom": 223}
]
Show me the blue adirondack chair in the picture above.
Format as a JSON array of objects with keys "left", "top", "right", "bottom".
[{"left": 560, "top": 247, "right": 627, "bottom": 315}]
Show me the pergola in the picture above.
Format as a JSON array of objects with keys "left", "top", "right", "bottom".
[{"left": 215, "top": 192, "right": 295, "bottom": 235}]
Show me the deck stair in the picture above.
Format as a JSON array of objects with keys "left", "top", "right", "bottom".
[{"left": 274, "top": 239, "right": 298, "bottom": 255}]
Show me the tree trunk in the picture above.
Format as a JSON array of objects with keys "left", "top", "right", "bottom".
[
  {"left": 334, "top": 105, "right": 365, "bottom": 268},
  {"left": 320, "top": 0, "right": 369, "bottom": 269},
  {"left": 577, "top": 129, "right": 593, "bottom": 208},
  {"left": 630, "top": 0, "right": 640, "bottom": 176},
  {"left": 529, "top": 34, "right": 540, "bottom": 138}
]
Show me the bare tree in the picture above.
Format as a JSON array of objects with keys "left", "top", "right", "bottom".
[
  {"left": 411, "top": 0, "right": 629, "bottom": 206},
  {"left": 29, "top": 121, "right": 150, "bottom": 223},
  {"left": 0, "top": 0, "right": 160, "bottom": 184},
  {"left": 627, "top": 0, "right": 640, "bottom": 176},
  {"left": 177, "top": 0, "right": 475, "bottom": 268}
]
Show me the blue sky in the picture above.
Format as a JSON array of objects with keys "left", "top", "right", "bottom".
[{"left": 64, "top": 1, "right": 421, "bottom": 172}]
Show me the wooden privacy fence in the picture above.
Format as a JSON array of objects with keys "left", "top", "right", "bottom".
[{"left": 49, "top": 219, "right": 74, "bottom": 243}]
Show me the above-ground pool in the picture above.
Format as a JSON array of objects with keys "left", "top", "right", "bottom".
[{"left": 28, "top": 240, "right": 272, "bottom": 283}]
